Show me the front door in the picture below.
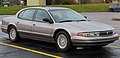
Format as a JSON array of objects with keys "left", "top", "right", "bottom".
[{"left": 32, "top": 9, "right": 54, "bottom": 42}]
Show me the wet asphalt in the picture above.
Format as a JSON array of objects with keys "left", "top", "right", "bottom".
[{"left": 0, "top": 12, "right": 120, "bottom": 58}]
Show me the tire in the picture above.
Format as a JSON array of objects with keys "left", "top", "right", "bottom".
[
  {"left": 8, "top": 26, "right": 20, "bottom": 42},
  {"left": 55, "top": 31, "right": 75, "bottom": 51}
]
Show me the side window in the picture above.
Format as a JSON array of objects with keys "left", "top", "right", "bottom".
[
  {"left": 35, "top": 10, "right": 50, "bottom": 22},
  {"left": 49, "top": 11, "right": 63, "bottom": 21},
  {"left": 20, "top": 9, "right": 35, "bottom": 20}
]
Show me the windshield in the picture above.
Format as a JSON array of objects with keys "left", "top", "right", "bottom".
[{"left": 49, "top": 9, "right": 86, "bottom": 23}]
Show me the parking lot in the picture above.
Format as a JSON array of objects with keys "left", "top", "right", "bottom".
[{"left": 0, "top": 12, "right": 120, "bottom": 58}]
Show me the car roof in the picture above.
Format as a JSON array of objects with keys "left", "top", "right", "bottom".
[
  {"left": 16, "top": 7, "right": 69, "bottom": 16},
  {"left": 26, "top": 7, "right": 69, "bottom": 10}
]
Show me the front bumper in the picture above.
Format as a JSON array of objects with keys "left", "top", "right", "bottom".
[{"left": 71, "top": 34, "right": 119, "bottom": 46}]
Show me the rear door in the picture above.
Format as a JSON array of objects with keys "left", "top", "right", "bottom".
[{"left": 17, "top": 9, "right": 35, "bottom": 37}]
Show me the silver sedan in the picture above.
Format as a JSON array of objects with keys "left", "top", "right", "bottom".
[{"left": 1, "top": 7, "right": 119, "bottom": 51}]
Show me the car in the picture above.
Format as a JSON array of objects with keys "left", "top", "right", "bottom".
[
  {"left": 1, "top": 1, "right": 12, "bottom": 6},
  {"left": 1, "top": 7, "right": 119, "bottom": 51},
  {"left": 109, "top": 3, "right": 120, "bottom": 12}
]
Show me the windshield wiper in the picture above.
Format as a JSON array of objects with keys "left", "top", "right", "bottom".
[
  {"left": 59, "top": 20, "right": 89, "bottom": 23},
  {"left": 76, "top": 20, "right": 91, "bottom": 22},
  {"left": 59, "top": 20, "right": 73, "bottom": 23},
  {"left": 77, "top": 20, "right": 87, "bottom": 21}
]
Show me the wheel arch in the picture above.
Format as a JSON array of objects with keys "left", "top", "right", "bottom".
[
  {"left": 53, "top": 29, "right": 71, "bottom": 40},
  {"left": 7, "top": 23, "right": 17, "bottom": 33}
]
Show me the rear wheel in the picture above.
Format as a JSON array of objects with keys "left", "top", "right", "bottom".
[
  {"left": 55, "top": 31, "right": 75, "bottom": 51},
  {"left": 8, "top": 26, "right": 20, "bottom": 42}
]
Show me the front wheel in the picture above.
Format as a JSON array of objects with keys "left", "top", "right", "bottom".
[
  {"left": 8, "top": 26, "right": 20, "bottom": 42},
  {"left": 55, "top": 31, "right": 75, "bottom": 51}
]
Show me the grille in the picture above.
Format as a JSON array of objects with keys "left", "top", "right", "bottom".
[{"left": 99, "top": 30, "right": 113, "bottom": 36}]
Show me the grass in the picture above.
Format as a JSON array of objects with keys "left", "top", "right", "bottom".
[
  {"left": 0, "top": 6, "right": 27, "bottom": 15},
  {"left": 0, "top": 4, "right": 111, "bottom": 15},
  {"left": 53, "top": 4, "right": 110, "bottom": 12}
]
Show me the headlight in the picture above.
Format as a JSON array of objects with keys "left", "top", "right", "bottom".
[{"left": 76, "top": 32, "right": 99, "bottom": 37}]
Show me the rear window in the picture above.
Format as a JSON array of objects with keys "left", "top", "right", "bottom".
[{"left": 18, "top": 9, "right": 35, "bottom": 20}]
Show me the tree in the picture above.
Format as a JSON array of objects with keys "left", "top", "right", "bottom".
[
  {"left": 51, "top": 0, "right": 69, "bottom": 5},
  {"left": 52, "top": 0, "right": 62, "bottom": 5},
  {"left": 62, "top": 0, "right": 69, "bottom": 4},
  {"left": 46, "top": 0, "right": 52, "bottom": 5},
  {"left": 0, "top": 0, "right": 3, "bottom": 5}
]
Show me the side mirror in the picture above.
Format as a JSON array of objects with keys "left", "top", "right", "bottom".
[
  {"left": 84, "top": 16, "right": 87, "bottom": 19},
  {"left": 43, "top": 18, "right": 53, "bottom": 23}
]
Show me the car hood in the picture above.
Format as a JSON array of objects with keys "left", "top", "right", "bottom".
[{"left": 56, "top": 21, "right": 114, "bottom": 32}]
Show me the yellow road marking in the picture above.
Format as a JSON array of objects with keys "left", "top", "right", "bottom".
[
  {"left": 0, "top": 42, "right": 62, "bottom": 58},
  {"left": 108, "top": 45, "right": 120, "bottom": 49}
]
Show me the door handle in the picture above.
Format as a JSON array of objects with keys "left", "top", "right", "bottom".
[
  {"left": 33, "top": 24, "right": 36, "bottom": 26},
  {"left": 17, "top": 22, "right": 19, "bottom": 23}
]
